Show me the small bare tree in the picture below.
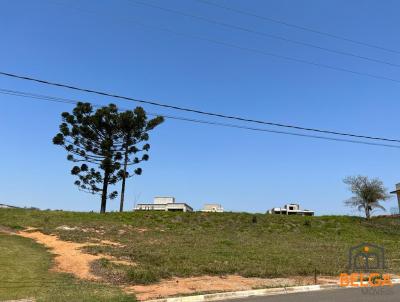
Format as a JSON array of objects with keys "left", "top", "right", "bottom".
[{"left": 343, "top": 175, "right": 391, "bottom": 219}]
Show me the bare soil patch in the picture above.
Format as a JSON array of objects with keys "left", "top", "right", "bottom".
[
  {"left": 3, "top": 299, "right": 35, "bottom": 302},
  {"left": 17, "top": 230, "right": 134, "bottom": 280},
  {"left": 125, "top": 275, "right": 338, "bottom": 301},
  {"left": 6, "top": 227, "right": 339, "bottom": 301},
  {"left": 100, "top": 239, "right": 126, "bottom": 247},
  {"left": 0, "top": 225, "right": 17, "bottom": 234}
]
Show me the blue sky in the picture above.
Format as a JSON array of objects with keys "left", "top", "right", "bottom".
[{"left": 1, "top": 0, "right": 400, "bottom": 214}]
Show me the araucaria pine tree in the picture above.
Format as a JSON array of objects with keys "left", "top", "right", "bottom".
[
  {"left": 53, "top": 103, "right": 122, "bottom": 213},
  {"left": 117, "top": 108, "right": 164, "bottom": 212}
]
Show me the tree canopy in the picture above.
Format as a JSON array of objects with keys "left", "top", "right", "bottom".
[
  {"left": 53, "top": 102, "right": 163, "bottom": 213},
  {"left": 117, "top": 107, "right": 164, "bottom": 212},
  {"left": 343, "top": 175, "right": 391, "bottom": 219}
]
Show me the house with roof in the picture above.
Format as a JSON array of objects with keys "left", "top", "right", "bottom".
[
  {"left": 134, "top": 197, "right": 193, "bottom": 212},
  {"left": 390, "top": 183, "right": 400, "bottom": 214},
  {"left": 201, "top": 203, "right": 224, "bottom": 212},
  {"left": 0, "top": 203, "right": 20, "bottom": 209},
  {"left": 267, "top": 203, "right": 314, "bottom": 216}
]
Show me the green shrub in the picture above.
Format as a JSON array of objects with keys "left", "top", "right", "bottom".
[{"left": 126, "top": 266, "right": 160, "bottom": 284}]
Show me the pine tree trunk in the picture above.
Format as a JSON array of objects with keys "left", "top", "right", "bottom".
[
  {"left": 119, "top": 147, "right": 129, "bottom": 212},
  {"left": 119, "top": 176, "right": 126, "bottom": 212},
  {"left": 365, "top": 205, "right": 370, "bottom": 219},
  {"left": 100, "top": 170, "right": 110, "bottom": 214}
]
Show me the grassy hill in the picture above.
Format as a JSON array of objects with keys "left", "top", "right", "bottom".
[
  {"left": 1, "top": 208, "right": 400, "bottom": 286},
  {"left": 0, "top": 231, "right": 135, "bottom": 302}
]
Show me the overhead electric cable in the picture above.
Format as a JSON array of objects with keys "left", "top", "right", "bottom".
[
  {"left": 129, "top": 0, "right": 400, "bottom": 67},
  {"left": 48, "top": 2, "right": 400, "bottom": 85},
  {"left": 1, "top": 71, "right": 399, "bottom": 143},
  {"left": 1, "top": 87, "right": 400, "bottom": 149},
  {"left": 196, "top": 0, "right": 400, "bottom": 55}
]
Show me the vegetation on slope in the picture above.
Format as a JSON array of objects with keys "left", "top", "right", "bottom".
[
  {"left": 1, "top": 208, "right": 400, "bottom": 286},
  {"left": 0, "top": 232, "right": 135, "bottom": 301}
]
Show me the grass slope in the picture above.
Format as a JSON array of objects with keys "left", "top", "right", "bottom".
[
  {"left": 0, "top": 232, "right": 135, "bottom": 302},
  {"left": 1, "top": 208, "right": 400, "bottom": 285}
]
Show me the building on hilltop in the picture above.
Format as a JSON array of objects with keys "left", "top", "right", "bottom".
[
  {"left": 201, "top": 203, "right": 224, "bottom": 212},
  {"left": 134, "top": 197, "right": 193, "bottom": 212},
  {"left": 267, "top": 203, "right": 314, "bottom": 216},
  {"left": 390, "top": 183, "right": 400, "bottom": 215},
  {"left": 0, "top": 203, "right": 20, "bottom": 209}
]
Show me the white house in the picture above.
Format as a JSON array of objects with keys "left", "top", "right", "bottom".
[
  {"left": 202, "top": 203, "right": 224, "bottom": 212},
  {"left": 135, "top": 197, "right": 193, "bottom": 212},
  {"left": 390, "top": 183, "right": 400, "bottom": 214},
  {"left": 267, "top": 203, "right": 314, "bottom": 216},
  {"left": 0, "top": 203, "right": 19, "bottom": 209}
]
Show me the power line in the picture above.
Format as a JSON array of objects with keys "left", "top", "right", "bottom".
[
  {"left": 129, "top": 0, "right": 400, "bottom": 68},
  {"left": 1, "top": 71, "right": 399, "bottom": 144},
  {"left": 196, "top": 0, "right": 400, "bottom": 55},
  {"left": 1, "top": 88, "right": 400, "bottom": 149},
  {"left": 49, "top": 2, "right": 400, "bottom": 84}
]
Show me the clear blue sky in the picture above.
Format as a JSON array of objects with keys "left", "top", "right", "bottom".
[{"left": 1, "top": 0, "right": 400, "bottom": 214}]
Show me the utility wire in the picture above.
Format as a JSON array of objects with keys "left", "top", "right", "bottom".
[
  {"left": 1, "top": 71, "right": 400, "bottom": 144},
  {"left": 196, "top": 0, "right": 400, "bottom": 55},
  {"left": 129, "top": 0, "right": 400, "bottom": 68},
  {"left": 49, "top": 2, "right": 400, "bottom": 84},
  {"left": 1, "top": 88, "right": 400, "bottom": 149}
]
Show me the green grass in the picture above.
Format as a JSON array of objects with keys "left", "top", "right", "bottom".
[
  {"left": 1, "top": 208, "right": 400, "bottom": 287},
  {"left": 0, "top": 232, "right": 135, "bottom": 302}
]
